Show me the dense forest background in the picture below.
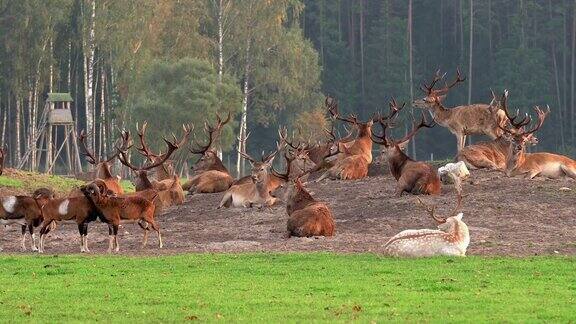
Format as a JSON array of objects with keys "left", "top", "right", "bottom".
[{"left": 0, "top": 0, "right": 574, "bottom": 175}]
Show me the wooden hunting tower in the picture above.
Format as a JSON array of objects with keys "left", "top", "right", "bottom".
[{"left": 19, "top": 93, "right": 82, "bottom": 174}]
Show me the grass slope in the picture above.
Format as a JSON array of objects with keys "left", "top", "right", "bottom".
[{"left": 0, "top": 253, "right": 574, "bottom": 322}]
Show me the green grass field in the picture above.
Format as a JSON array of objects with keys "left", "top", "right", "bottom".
[{"left": 0, "top": 253, "right": 574, "bottom": 322}]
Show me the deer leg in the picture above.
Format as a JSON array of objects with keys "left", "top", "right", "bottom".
[
  {"left": 218, "top": 191, "right": 233, "bottom": 209},
  {"left": 560, "top": 165, "right": 576, "bottom": 179}
]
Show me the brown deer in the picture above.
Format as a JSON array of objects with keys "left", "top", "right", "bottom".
[
  {"left": 384, "top": 193, "right": 469, "bottom": 257},
  {"left": 372, "top": 99, "right": 441, "bottom": 196},
  {"left": 133, "top": 122, "right": 191, "bottom": 187},
  {"left": 183, "top": 113, "right": 235, "bottom": 194},
  {"left": 413, "top": 69, "right": 507, "bottom": 152},
  {"left": 501, "top": 105, "right": 576, "bottom": 179},
  {"left": 270, "top": 152, "right": 335, "bottom": 237},
  {"left": 0, "top": 146, "right": 5, "bottom": 176},
  {"left": 1, "top": 188, "right": 55, "bottom": 251},
  {"left": 456, "top": 91, "right": 538, "bottom": 170},
  {"left": 315, "top": 97, "right": 377, "bottom": 181},
  {"left": 218, "top": 150, "right": 280, "bottom": 208},
  {"left": 78, "top": 130, "right": 131, "bottom": 194}
]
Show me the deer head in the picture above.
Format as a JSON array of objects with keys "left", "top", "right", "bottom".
[
  {"left": 326, "top": 97, "right": 379, "bottom": 137},
  {"left": 417, "top": 193, "right": 464, "bottom": 232},
  {"left": 189, "top": 112, "right": 231, "bottom": 173},
  {"left": 413, "top": 69, "right": 466, "bottom": 109},
  {"left": 78, "top": 130, "right": 132, "bottom": 179},
  {"left": 239, "top": 148, "right": 279, "bottom": 184},
  {"left": 372, "top": 98, "right": 434, "bottom": 157},
  {"left": 136, "top": 122, "right": 192, "bottom": 178}
]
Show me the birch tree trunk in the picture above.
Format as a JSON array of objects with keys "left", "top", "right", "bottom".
[
  {"left": 572, "top": 0, "right": 576, "bottom": 144},
  {"left": 359, "top": 0, "right": 365, "bottom": 100},
  {"left": 468, "top": 0, "right": 473, "bottom": 105},
  {"left": 408, "top": 0, "right": 416, "bottom": 158},
  {"left": 84, "top": 0, "right": 96, "bottom": 151},
  {"left": 217, "top": 0, "right": 224, "bottom": 159},
  {"left": 15, "top": 96, "right": 21, "bottom": 165},
  {"left": 236, "top": 37, "right": 252, "bottom": 177}
]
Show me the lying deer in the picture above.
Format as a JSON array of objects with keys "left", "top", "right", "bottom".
[
  {"left": 82, "top": 182, "right": 161, "bottom": 252},
  {"left": 456, "top": 91, "right": 538, "bottom": 170},
  {"left": 383, "top": 193, "right": 469, "bottom": 257},
  {"left": 134, "top": 122, "right": 191, "bottom": 185},
  {"left": 1, "top": 188, "right": 55, "bottom": 251},
  {"left": 77, "top": 130, "right": 131, "bottom": 194},
  {"left": 501, "top": 105, "right": 576, "bottom": 179},
  {"left": 372, "top": 99, "right": 441, "bottom": 196},
  {"left": 219, "top": 150, "right": 280, "bottom": 208},
  {"left": 316, "top": 97, "right": 377, "bottom": 181},
  {"left": 413, "top": 69, "right": 507, "bottom": 152},
  {"left": 183, "top": 113, "right": 235, "bottom": 193},
  {"left": 271, "top": 154, "right": 335, "bottom": 237}
]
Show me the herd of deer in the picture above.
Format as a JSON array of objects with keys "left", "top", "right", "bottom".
[{"left": 1, "top": 69, "right": 575, "bottom": 257}]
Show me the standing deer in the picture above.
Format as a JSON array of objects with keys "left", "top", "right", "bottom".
[
  {"left": 456, "top": 91, "right": 538, "bottom": 171},
  {"left": 271, "top": 165, "right": 335, "bottom": 237},
  {"left": 501, "top": 105, "right": 576, "bottom": 179},
  {"left": 316, "top": 97, "right": 377, "bottom": 181},
  {"left": 77, "top": 130, "right": 131, "bottom": 194},
  {"left": 183, "top": 113, "right": 234, "bottom": 194},
  {"left": 413, "top": 69, "right": 507, "bottom": 152},
  {"left": 372, "top": 99, "right": 441, "bottom": 196},
  {"left": 383, "top": 193, "right": 469, "bottom": 257}
]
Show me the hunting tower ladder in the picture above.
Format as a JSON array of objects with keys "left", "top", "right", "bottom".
[{"left": 18, "top": 93, "right": 83, "bottom": 175}]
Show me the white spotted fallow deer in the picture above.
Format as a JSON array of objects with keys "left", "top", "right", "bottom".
[{"left": 384, "top": 191, "right": 469, "bottom": 257}]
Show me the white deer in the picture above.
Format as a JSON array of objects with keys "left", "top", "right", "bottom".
[{"left": 384, "top": 192, "right": 469, "bottom": 257}]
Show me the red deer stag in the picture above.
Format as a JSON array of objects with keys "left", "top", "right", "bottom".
[
  {"left": 372, "top": 99, "right": 441, "bottom": 196},
  {"left": 133, "top": 122, "right": 191, "bottom": 189},
  {"left": 501, "top": 105, "right": 576, "bottom": 179},
  {"left": 271, "top": 154, "right": 335, "bottom": 237},
  {"left": 456, "top": 90, "right": 537, "bottom": 170},
  {"left": 384, "top": 193, "right": 469, "bottom": 257},
  {"left": 183, "top": 113, "right": 235, "bottom": 193},
  {"left": 219, "top": 149, "right": 281, "bottom": 208},
  {"left": 315, "top": 97, "right": 377, "bottom": 181},
  {"left": 78, "top": 130, "right": 131, "bottom": 194},
  {"left": 413, "top": 69, "right": 507, "bottom": 152}
]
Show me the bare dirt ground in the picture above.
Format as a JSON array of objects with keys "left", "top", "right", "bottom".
[{"left": 1, "top": 167, "right": 575, "bottom": 256}]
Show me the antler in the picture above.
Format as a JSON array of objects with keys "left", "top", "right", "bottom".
[
  {"left": 522, "top": 106, "right": 550, "bottom": 135},
  {"left": 270, "top": 151, "right": 294, "bottom": 181},
  {"left": 189, "top": 112, "right": 230, "bottom": 155},
  {"left": 371, "top": 99, "right": 412, "bottom": 146},
  {"left": 78, "top": 130, "right": 97, "bottom": 165},
  {"left": 326, "top": 97, "right": 358, "bottom": 125},
  {"left": 104, "top": 130, "right": 132, "bottom": 162},
  {"left": 394, "top": 113, "right": 435, "bottom": 145},
  {"left": 417, "top": 191, "right": 464, "bottom": 225},
  {"left": 420, "top": 69, "right": 446, "bottom": 95},
  {"left": 117, "top": 136, "right": 180, "bottom": 172},
  {"left": 436, "top": 68, "right": 466, "bottom": 95},
  {"left": 498, "top": 90, "right": 531, "bottom": 131}
]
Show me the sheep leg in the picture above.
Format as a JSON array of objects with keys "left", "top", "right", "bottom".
[
  {"left": 21, "top": 225, "right": 27, "bottom": 251},
  {"left": 77, "top": 224, "right": 86, "bottom": 253},
  {"left": 38, "top": 220, "right": 53, "bottom": 253},
  {"left": 149, "top": 221, "right": 162, "bottom": 249},
  {"left": 82, "top": 223, "right": 90, "bottom": 252},
  {"left": 113, "top": 225, "right": 120, "bottom": 252},
  {"left": 28, "top": 224, "right": 38, "bottom": 251},
  {"left": 142, "top": 229, "right": 149, "bottom": 248}
]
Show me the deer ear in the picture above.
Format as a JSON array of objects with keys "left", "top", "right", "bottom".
[
  {"left": 396, "top": 140, "right": 410, "bottom": 151},
  {"left": 436, "top": 95, "right": 446, "bottom": 102},
  {"left": 454, "top": 213, "right": 463, "bottom": 221}
]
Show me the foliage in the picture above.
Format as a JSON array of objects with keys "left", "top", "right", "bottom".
[
  {"left": 129, "top": 57, "right": 242, "bottom": 152},
  {"left": 0, "top": 170, "right": 84, "bottom": 196},
  {"left": 0, "top": 253, "right": 573, "bottom": 322}
]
